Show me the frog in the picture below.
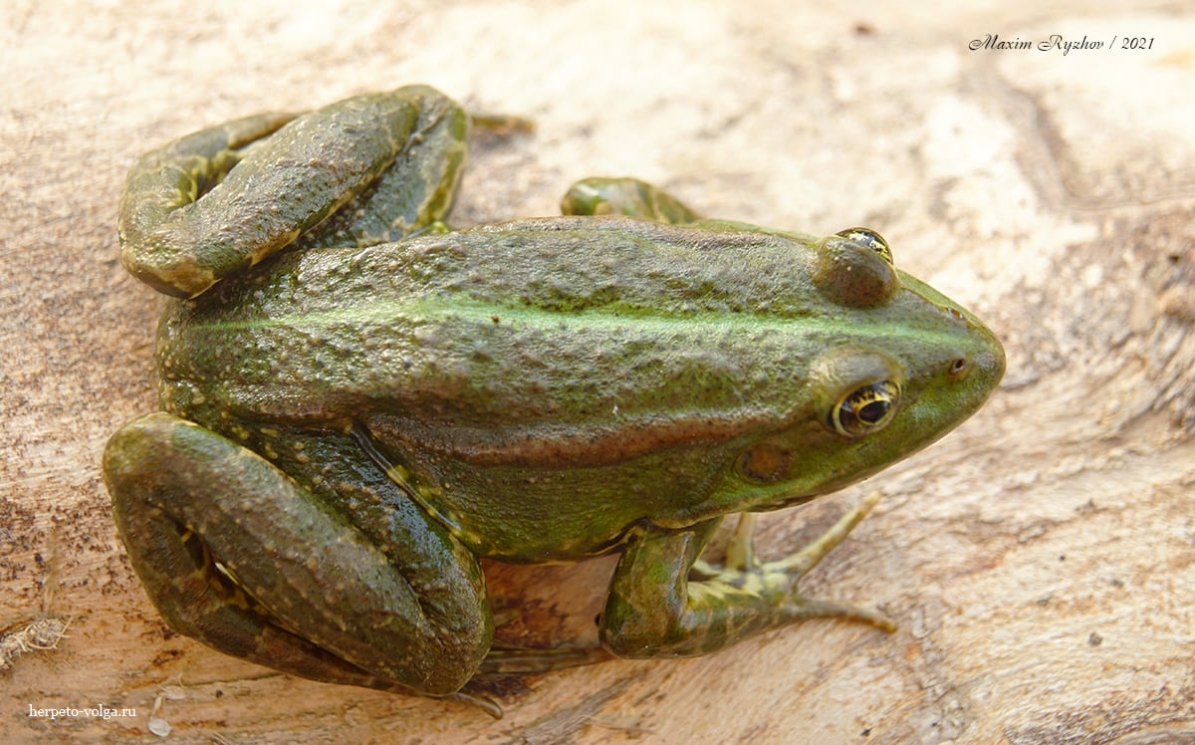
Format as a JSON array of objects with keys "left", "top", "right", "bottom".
[{"left": 103, "top": 84, "right": 1005, "bottom": 715}]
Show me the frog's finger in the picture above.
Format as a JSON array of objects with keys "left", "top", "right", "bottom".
[
  {"left": 724, "top": 512, "right": 759, "bottom": 570},
  {"left": 103, "top": 412, "right": 491, "bottom": 697},
  {"left": 119, "top": 86, "right": 462, "bottom": 299},
  {"left": 780, "top": 598, "right": 897, "bottom": 633},
  {"left": 468, "top": 112, "right": 535, "bottom": 135}
]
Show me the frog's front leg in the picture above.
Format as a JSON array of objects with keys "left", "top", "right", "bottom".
[
  {"left": 118, "top": 85, "right": 467, "bottom": 298},
  {"left": 561, "top": 177, "right": 702, "bottom": 224},
  {"left": 102, "top": 412, "right": 491, "bottom": 698},
  {"left": 599, "top": 496, "right": 893, "bottom": 659}
]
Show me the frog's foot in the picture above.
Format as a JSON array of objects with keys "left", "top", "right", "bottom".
[
  {"left": 601, "top": 493, "right": 892, "bottom": 659},
  {"left": 443, "top": 689, "right": 505, "bottom": 719},
  {"left": 441, "top": 646, "right": 614, "bottom": 719},
  {"left": 420, "top": 646, "right": 613, "bottom": 719}
]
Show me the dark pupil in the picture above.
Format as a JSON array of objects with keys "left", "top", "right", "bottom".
[{"left": 857, "top": 399, "right": 889, "bottom": 424}]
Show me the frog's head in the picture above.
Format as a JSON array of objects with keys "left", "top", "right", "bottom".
[{"left": 698, "top": 228, "right": 1006, "bottom": 518}]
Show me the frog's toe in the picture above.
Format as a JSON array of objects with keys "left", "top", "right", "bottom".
[
  {"left": 781, "top": 596, "right": 896, "bottom": 633},
  {"left": 763, "top": 491, "right": 882, "bottom": 577}
]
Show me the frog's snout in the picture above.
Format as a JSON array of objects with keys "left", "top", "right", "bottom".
[
  {"left": 961, "top": 329, "right": 1006, "bottom": 400},
  {"left": 980, "top": 341, "right": 1007, "bottom": 392}
]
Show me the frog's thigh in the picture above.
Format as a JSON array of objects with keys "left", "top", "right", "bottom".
[
  {"left": 118, "top": 112, "right": 299, "bottom": 297},
  {"left": 372, "top": 86, "right": 468, "bottom": 227},
  {"left": 295, "top": 85, "right": 469, "bottom": 248},
  {"left": 103, "top": 412, "right": 490, "bottom": 696},
  {"left": 122, "top": 87, "right": 461, "bottom": 298}
]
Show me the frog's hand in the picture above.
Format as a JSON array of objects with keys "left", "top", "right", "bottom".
[
  {"left": 118, "top": 86, "right": 466, "bottom": 299},
  {"left": 102, "top": 412, "right": 492, "bottom": 699},
  {"left": 599, "top": 498, "right": 893, "bottom": 659},
  {"left": 561, "top": 177, "right": 702, "bottom": 224}
]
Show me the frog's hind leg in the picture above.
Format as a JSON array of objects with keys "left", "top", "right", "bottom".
[
  {"left": 119, "top": 111, "right": 298, "bottom": 250},
  {"left": 119, "top": 87, "right": 469, "bottom": 298},
  {"left": 560, "top": 177, "right": 702, "bottom": 224},
  {"left": 103, "top": 412, "right": 492, "bottom": 699},
  {"left": 118, "top": 111, "right": 298, "bottom": 297}
]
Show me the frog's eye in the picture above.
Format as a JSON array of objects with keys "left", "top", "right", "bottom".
[
  {"left": 813, "top": 229, "right": 898, "bottom": 308},
  {"left": 830, "top": 380, "right": 901, "bottom": 438},
  {"left": 835, "top": 227, "right": 893, "bottom": 265}
]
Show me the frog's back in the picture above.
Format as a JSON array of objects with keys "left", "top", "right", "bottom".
[{"left": 158, "top": 215, "right": 916, "bottom": 467}]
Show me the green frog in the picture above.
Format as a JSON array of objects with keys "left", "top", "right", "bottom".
[{"left": 104, "top": 85, "right": 1005, "bottom": 715}]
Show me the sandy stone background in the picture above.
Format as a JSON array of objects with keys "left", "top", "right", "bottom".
[{"left": 3, "top": 1, "right": 1193, "bottom": 743}]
